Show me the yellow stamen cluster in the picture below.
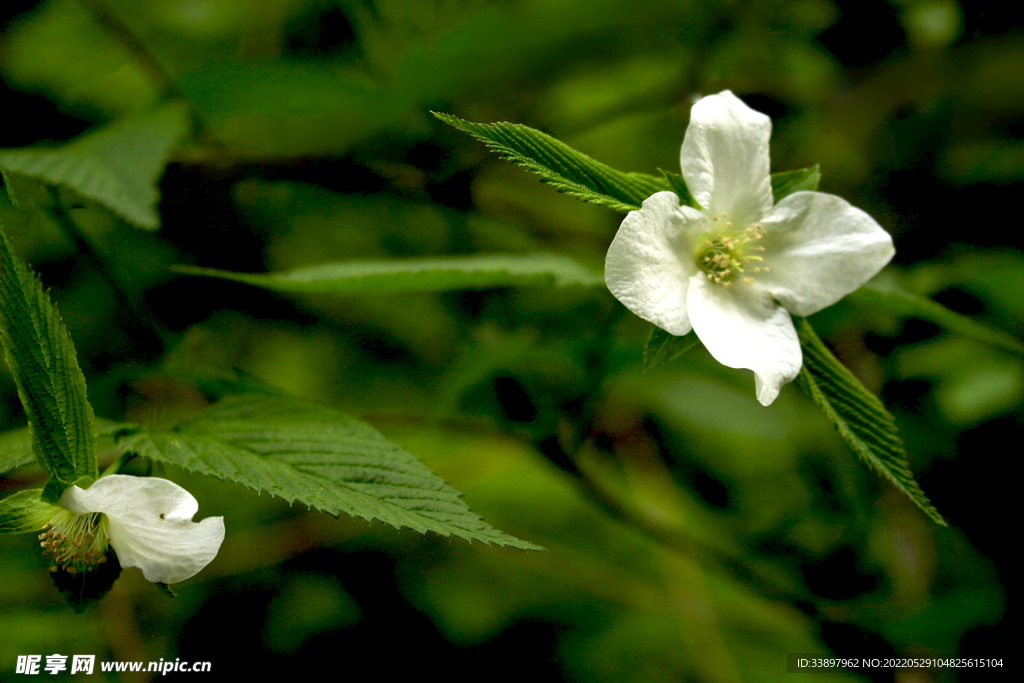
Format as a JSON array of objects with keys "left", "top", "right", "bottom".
[
  {"left": 39, "top": 511, "right": 109, "bottom": 574},
  {"left": 697, "top": 215, "right": 768, "bottom": 286}
]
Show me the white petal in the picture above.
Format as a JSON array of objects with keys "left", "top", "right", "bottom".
[
  {"left": 605, "top": 191, "right": 709, "bottom": 336},
  {"left": 680, "top": 90, "right": 773, "bottom": 226},
  {"left": 60, "top": 475, "right": 225, "bottom": 584},
  {"left": 758, "top": 191, "right": 895, "bottom": 316},
  {"left": 687, "top": 276, "right": 802, "bottom": 405},
  {"left": 59, "top": 484, "right": 104, "bottom": 516}
]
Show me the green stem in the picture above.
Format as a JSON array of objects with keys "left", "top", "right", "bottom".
[
  {"left": 79, "top": 0, "right": 227, "bottom": 159},
  {"left": 100, "top": 451, "right": 135, "bottom": 477},
  {"left": 47, "top": 187, "right": 171, "bottom": 353},
  {"left": 79, "top": 0, "right": 180, "bottom": 100}
]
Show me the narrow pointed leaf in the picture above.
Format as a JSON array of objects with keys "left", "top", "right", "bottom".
[
  {"left": 644, "top": 325, "right": 701, "bottom": 372},
  {"left": 0, "top": 223, "right": 97, "bottom": 494},
  {"left": 848, "top": 276, "right": 1024, "bottom": 355},
  {"left": 435, "top": 112, "right": 668, "bottom": 212},
  {"left": 114, "top": 393, "right": 542, "bottom": 549},
  {"left": 771, "top": 165, "right": 820, "bottom": 203},
  {"left": 794, "top": 317, "right": 944, "bottom": 525},
  {"left": 0, "top": 168, "right": 19, "bottom": 205},
  {"left": 172, "top": 254, "right": 603, "bottom": 295},
  {"left": 0, "top": 103, "right": 190, "bottom": 229}
]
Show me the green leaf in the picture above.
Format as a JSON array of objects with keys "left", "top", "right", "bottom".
[
  {"left": 848, "top": 276, "right": 1024, "bottom": 355},
  {"left": 644, "top": 325, "right": 701, "bottom": 372},
  {"left": 0, "top": 489, "right": 58, "bottom": 533},
  {"left": 0, "top": 103, "right": 190, "bottom": 229},
  {"left": 435, "top": 112, "right": 669, "bottom": 212},
  {"left": 0, "top": 427, "right": 37, "bottom": 475},
  {"left": 0, "top": 419, "right": 137, "bottom": 477},
  {"left": 771, "top": 165, "right": 820, "bottom": 203},
  {"left": 172, "top": 254, "right": 604, "bottom": 295},
  {"left": 793, "top": 317, "right": 945, "bottom": 525},
  {"left": 0, "top": 167, "right": 19, "bottom": 205},
  {"left": 0, "top": 222, "right": 97, "bottom": 496},
  {"left": 438, "top": 112, "right": 827, "bottom": 215},
  {"left": 115, "top": 393, "right": 542, "bottom": 549},
  {"left": 657, "top": 169, "right": 701, "bottom": 209}
]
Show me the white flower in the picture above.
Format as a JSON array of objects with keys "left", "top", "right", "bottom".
[
  {"left": 605, "top": 90, "right": 894, "bottom": 405},
  {"left": 41, "top": 475, "right": 224, "bottom": 584}
]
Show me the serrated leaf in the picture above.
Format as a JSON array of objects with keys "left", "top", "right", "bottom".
[
  {"left": 793, "top": 317, "right": 945, "bottom": 525},
  {"left": 435, "top": 112, "right": 668, "bottom": 212},
  {"left": 114, "top": 393, "right": 542, "bottom": 549},
  {"left": 0, "top": 419, "right": 136, "bottom": 477},
  {"left": 439, "top": 113, "right": 828, "bottom": 218},
  {"left": 644, "top": 325, "right": 701, "bottom": 372},
  {"left": 848, "top": 275, "right": 1024, "bottom": 355},
  {"left": 172, "top": 254, "right": 604, "bottom": 295},
  {"left": 0, "top": 103, "right": 190, "bottom": 229},
  {"left": 0, "top": 222, "right": 97, "bottom": 494},
  {"left": 771, "top": 165, "right": 820, "bottom": 203}
]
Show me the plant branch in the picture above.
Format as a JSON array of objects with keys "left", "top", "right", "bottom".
[
  {"left": 79, "top": 0, "right": 180, "bottom": 100},
  {"left": 47, "top": 187, "right": 170, "bottom": 354}
]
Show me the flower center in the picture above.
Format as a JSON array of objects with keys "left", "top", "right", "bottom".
[
  {"left": 696, "top": 214, "right": 768, "bottom": 286},
  {"left": 39, "top": 510, "right": 110, "bottom": 574}
]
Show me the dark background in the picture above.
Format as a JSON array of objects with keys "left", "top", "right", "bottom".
[{"left": 0, "top": 1, "right": 1017, "bottom": 681}]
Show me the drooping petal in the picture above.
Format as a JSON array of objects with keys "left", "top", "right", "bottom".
[
  {"left": 687, "top": 276, "right": 802, "bottom": 405},
  {"left": 605, "top": 191, "right": 709, "bottom": 336},
  {"left": 60, "top": 475, "right": 224, "bottom": 584},
  {"left": 757, "top": 191, "right": 895, "bottom": 316},
  {"left": 680, "top": 90, "right": 773, "bottom": 227}
]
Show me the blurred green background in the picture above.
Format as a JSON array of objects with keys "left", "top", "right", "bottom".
[{"left": 0, "top": 0, "right": 1018, "bottom": 681}]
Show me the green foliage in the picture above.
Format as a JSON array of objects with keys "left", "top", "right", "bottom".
[
  {"left": 794, "top": 317, "right": 945, "bottom": 525},
  {"left": 175, "top": 62, "right": 379, "bottom": 156},
  {"left": 441, "top": 113, "right": 828, "bottom": 218},
  {"left": 0, "top": 0, "right": 1014, "bottom": 668},
  {"left": 0, "top": 489, "right": 57, "bottom": 533},
  {"left": 0, "top": 103, "right": 189, "bottom": 229},
  {"left": 850, "top": 275, "right": 1024, "bottom": 355},
  {"left": 658, "top": 169, "right": 700, "bottom": 209},
  {"left": 0, "top": 223, "right": 97, "bottom": 496},
  {"left": 643, "top": 326, "right": 700, "bottom": 372},
  {"left": 442, "top": 112, "right": 831, "bottom": 218},
  {"left": 114, "top": 392, "right": 542, "bottom": 549},
  {"left": 435, "top": 112, "right": 669, "bottom": 212},
  {"left": 0, "top": 419, "right": 139, "bottom": 478},
  {"left": 0, "top": 427, "right": 36, "bottom": 476},
  {"left": 771, "top": 165, "right": 821, "bottom": 203},
  {"left": 0, "top": 0, "right": 159, "bottom": 115},
  {"left": 173, "top": 254, "right": 603, "bottom": 295}
]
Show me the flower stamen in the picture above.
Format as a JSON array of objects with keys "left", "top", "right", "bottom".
[
  {"left": 696, "top": 224, "right": 768, "bottom": 285},
  {"left": 39, "top": 510, "right": 110, "bottom": 574}
]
